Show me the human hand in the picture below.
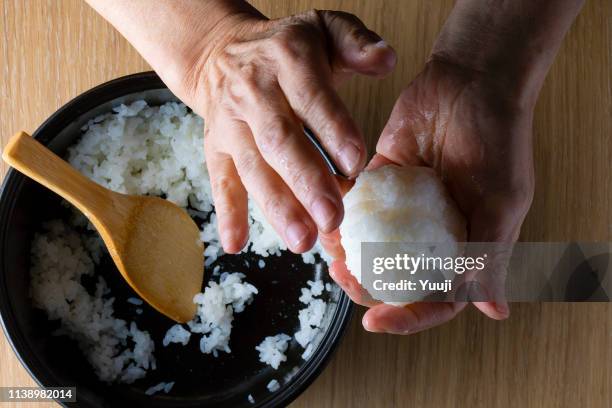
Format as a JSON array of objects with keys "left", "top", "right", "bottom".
[
  {"left": 323, "top": 57, "right": 536, "bottom": 334},
  {"left": 322, "top": 0, "right": 583, "bottom": 335},
  {"left": 88, "top": 0, "right": 396, "bottom": 253},
  {"left": 168, "top": 9, "right": 396, "bottom": 254}
]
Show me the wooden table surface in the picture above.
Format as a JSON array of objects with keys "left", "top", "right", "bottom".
[{"left": 1, "top": 1, "right": 611, "bottom": 407}]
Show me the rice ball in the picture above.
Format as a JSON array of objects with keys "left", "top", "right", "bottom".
[{"left": 339, "top": 165, "right": 466, "bottom": 303}]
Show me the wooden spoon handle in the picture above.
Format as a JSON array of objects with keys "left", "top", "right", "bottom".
[{"left": 2, "top": 131, "right": 116, "bottom": 219}]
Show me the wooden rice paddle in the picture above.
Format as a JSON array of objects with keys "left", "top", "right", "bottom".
[{"left": 2, "top": 131, "right": 204, "bottom": 323}]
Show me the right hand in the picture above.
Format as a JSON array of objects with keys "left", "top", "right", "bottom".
[
  {"left": 171, "top": 9, "right": 396, "bottom": 254},
  {"left": 322, "top": 57, "right": 536, "bottom": 334}
]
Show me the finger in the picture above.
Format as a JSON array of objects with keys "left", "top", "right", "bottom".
[
  {"left": 335, "top": 176, "right": 354, "bottom": 196},
  {"left": 328, "top": 260, "right": 378, "bottom": 307},
  {"left": 243, "top": 84, "right": 344, "bottom": 233},
  {"left": 464, "top": 262, "right": 510, "bottom": 320},
  {"left": 473, "top": 301, "right": 509, "bottom": 320},
  {"left": 467, "top": 196, "right": 533, "bottom": 320},
  {"left": 319, "top": 228, "right": 344, "bottom": 260},
  {"left": 317, "top": 10, "right": 397, "bottom": 78},
  {"left": 276, "top": 61, "right": 366, "bottom": 178},
  {"left": 205, "top": 137, "right": 249, "bottom": 254},
  {"left": 467, "top": 200, "right": 528, "bottom": 320},
  {"left": 362, "top": 301, "right": 467, "bottom": 335},
  {"left": 220, "top": 120, "right": 318, "bottom": 253},
  {"left": 365, "top": 153, "right": 395, "bottom": 171},
  {"left": 318, "top": 176, "right": 354, "bottom": 259},
  {"left": 376, "top": 88, "right": 426, "bottom": 167},
  {"left": 468, "top": 254, "right": 510, "bottom": 321}
]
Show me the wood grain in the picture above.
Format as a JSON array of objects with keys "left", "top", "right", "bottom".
[{"left": 1, "top": 1, "right": 611, "bottom": 407}]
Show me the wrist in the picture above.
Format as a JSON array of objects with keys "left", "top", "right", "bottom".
[
  {"left": 430, "top": 43, "right": 545, "bottom": 113},
  {"left": 159, "top": 2, "right": 265, "bottom": 108},
  {"left": 430, "top": 0, "right": 583, "bottom": 111}
]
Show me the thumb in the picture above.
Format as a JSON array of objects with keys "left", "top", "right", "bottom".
[
  {"left": 467, "top": 198, "right": 529, "bottom": 320},
  {"left": 376, "top": 88, "right": 425, "bottom": 167},
  {"left": 318, "top": 10, "right": 397, "bottom": 77}
]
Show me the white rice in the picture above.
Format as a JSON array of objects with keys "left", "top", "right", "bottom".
[
  {"left": 145, "top": 381, "right": 174, "bottom": 396},
  {"left": 294, "top": 280, "right": 327, "bottom": 360},
  {"left": 165, "top": 272, "right": 257, "bottom": 356},
  {"left": 30, "top": 220, "right": 155, "bottom": 383},
  {"left": 31, "top": 101, "right": 334, "bottom": 388},
  {"left": 69, "top": 101, "right": 212, "bottom": 212},
  {"left": 68, "top": 100, "right": 326, "bottom": 265},
  {"left": 200, "top": 206, "right": 330, "bottom": 266},
  {"left": 256, "top": 334, "right": 291, "bottom": 369},
  {"left": 247, "top": 394, "right": 255, "bottom": 403},
  {"left": 255, "top": 279, "right": 330, "bottom": 374},
  {"left": 283, "top": 366, "right": 300, "bottom": 384},
  {"left": 266, "top": 379, "right": 280, "bottom": 393},
  {"left": 162, "top": 324, "right": 191, "bottom": 346},
  {"left": 298, "top": 280, "right": 324, "bottom": 304}
]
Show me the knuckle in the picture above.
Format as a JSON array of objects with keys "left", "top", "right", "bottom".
[
  {"left": 218, "top": 201, "right": 241, "bottom": 219},
  {"left": 258, "top": 116, "right": 294, "bottom": 155},
  {"left": 302, "top": 9, "right": 319, "bottom": 20},
  {"left": 215, "top": 52, "right": 268, "bottom": 107},
  {"left": 295, "top": 86, "right": 325, "bottom": 117},
  {"left": 506, "top": 182, "right": 535, "bottom": 214},
  {"left": 271, "top": 32, "right": 301, "bottom": 62},
  {"left": 326, "top": 10, "right": 363, "bottom": 29},
  {"left": 213, "top": 50, "right": 235, "bottom": 75},
  {"left": 235, "top": 151, "right": 261, "bottom": 180},
  {"left": 211, "top": 175, "right": 234, "bottom": 197},
  {"left": 262, "top": 195, "right": 283, "bottom": 218},
  {"left": 271, "top": 23, "right": 316, "bottom": 62},
  {"left": 340, "top": 11, "right": 362, "bottom": 26},
  {"left": 238, "top": 75, "right": 260, "bottom": 99},
  {"left": 237, "top": 61, "right": 258, "bottom": 78},
  {"left": 226, "top": 67, "right": 261, "bottom": 106},
  {"left": 235, "top": 62, "right": 259, "bottom": 88},
  {"left": 298, "top": 9, "right": 324, "bottom": 27},
  {"left": 287, "top": 166, "right": 313, "bottom": 195}
]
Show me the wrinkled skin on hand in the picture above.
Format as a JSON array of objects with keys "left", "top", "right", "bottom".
[
  {"left": 176, "top": 10, "right": 396, "bottom": 255},
  {"left": 322, "top": 59, "right": 535, "bottom": 334}
]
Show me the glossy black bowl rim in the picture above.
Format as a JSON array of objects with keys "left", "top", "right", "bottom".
[{"left": 0, "top": 71, "right": 354, "bottom": 408}]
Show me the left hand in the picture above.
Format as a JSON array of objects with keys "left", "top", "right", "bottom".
[
  {"left": 322, "top": 57, "right": 535, "bottom": 334},
  {"left": 181, "top": 9, "right": 397, "bottom": 254}
]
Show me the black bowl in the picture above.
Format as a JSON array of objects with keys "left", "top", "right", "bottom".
[{"left": 0, "top": 72, "right": 353, "bottom": 407}]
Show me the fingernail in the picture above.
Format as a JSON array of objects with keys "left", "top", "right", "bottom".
[
  {"left": 495, "top": 302, "right": 509, "bottom": 316},
  {"left": 363, "top": 40, "right": 396, "bottom": 69},
  {"left": 311, "top": 197, "right": 339, "bottom": 231},
  {"left": 362, "top": 314, "right": 376, "bottom": 332},
  {"left": 386, "top": 316, "right": 413, "bottom": 335},
  {"left": 225, "top": 230, "right": 249, "bottom": 253},
  {"left": 363, "top": 40, "right": 389, "bottom": 53},
  {"left": 337, "top": 143, "right": 362, "bottom": 175},
  {"left": 372, "top": 40, "right": 389, "bottom": 49},
  {"left": 220, "top": 230, "right": 235, "bottom": 252},
  {"left": 286, "top": 221, "right": 310, "bottom": 250}
]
